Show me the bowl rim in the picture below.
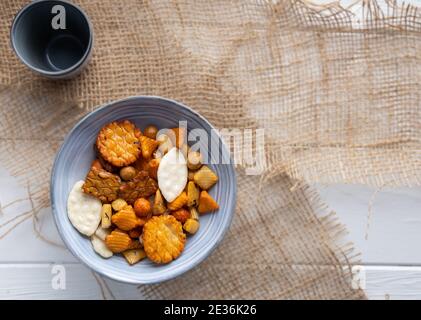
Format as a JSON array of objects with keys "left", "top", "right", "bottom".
[{"left": 50, "top": 95, "right": 237, "bottom": 284}]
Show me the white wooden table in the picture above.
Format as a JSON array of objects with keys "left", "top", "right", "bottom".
[
  {"left": 0, "top": 164, "right": 420, "bottom": 299},
  {"left": 1, "top": 0, "right": 420, "bottom": 300}
]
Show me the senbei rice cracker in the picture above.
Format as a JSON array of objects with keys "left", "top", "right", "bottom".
[
  {"left": 157, "top": 148, "right": 188, "bottom": 203},
  {"left": 67, "top": 120, "right": 219, "bottom": 265},
  {"left": 67, "top": 180, "right": 102, "bottom": 236}
]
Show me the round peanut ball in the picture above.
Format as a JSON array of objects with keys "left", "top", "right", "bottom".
[
  {"left": 143, "top": 125, "right": 158, "bottom": 139},
  {"left": 134, "top": 198, "right": 151, "bottom": 217},
  {"left": 120, "top": 166, "right": 136, "bottom": 181}
]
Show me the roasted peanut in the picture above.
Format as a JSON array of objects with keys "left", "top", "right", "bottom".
[
  {"left": 120, "top": 166, "right": 137, "bottom": 181},
  {"left": 133, "top": 198, "right": 151, "bottom": 217},
  {"left": 143, "top": 125, "right": 158, "bottom": 139}
]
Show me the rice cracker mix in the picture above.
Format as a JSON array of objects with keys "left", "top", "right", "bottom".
[{"left": 67, "top": 120, "right": 219, "bottom": 265}]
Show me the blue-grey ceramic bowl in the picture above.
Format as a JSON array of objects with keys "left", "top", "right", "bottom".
[{"left": 51, "top": 96, "right": 237, "bottom": 284}]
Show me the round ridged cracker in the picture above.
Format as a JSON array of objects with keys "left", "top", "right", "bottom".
[
  {"left": 67, "top": 181, "right": 102, "bottom": 236},
  {"left": 96, "top": 120, "right": 141, "bottom": 167},
  {"left": 157, "top": 148, "right": 187, "bottom": 202},
  {"left": 142, "top": 215, "right": 186, "bottom": 264}
]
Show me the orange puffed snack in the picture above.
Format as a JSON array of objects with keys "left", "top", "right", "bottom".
[
  {"left": 111, "top": 205, "right": 140, "bottom": 231},
  {"left": 139, "top": 135, "right": 159, "bottom": 159},
  {"left": 171, "top": 208, "right": 190, "bottom": 224},
  {"left": 96, "top": 120, "right": 141, "bottom": 167},
  {"left": 198, "top": 191, "right": 219, "bottom": 214},
  {"left": 167, "top": 191, "right": 188, "bottom": 211},
  {"left": 142, "top": 215, "right": 186, "bottom": 264},
  {"left": 105, "top": 230, "right": 133, "bottom": 253}
]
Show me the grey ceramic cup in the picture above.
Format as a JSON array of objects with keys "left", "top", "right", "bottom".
[{"left": 11, "top": 0, "right": 93, "bottom": 79}]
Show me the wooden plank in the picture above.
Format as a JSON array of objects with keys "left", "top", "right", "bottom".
[
  {"left": 2, "top": 168, "right": 420, "bottom": 266},
  {"left": 317, "top": 184, "right": 421, "bottom": 266},
  {"left": 0, "top": 167, "right": 76, "bottom": 263},
  {"left": 0, "top": 264, "right": 102, "bottom": 299},
  {"left": 360, "top": 266, "right": 421, "bottom": 300},
  {"left": 0, "top": 263, "right": 139, "bottom": 300},
  {"left": 0, "top": 263, "right": 420, "bottom": 299}
]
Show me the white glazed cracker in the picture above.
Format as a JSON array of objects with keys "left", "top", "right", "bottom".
[
  {"left": 91, "top": 234, "right": 113, "bottom": 258},
  {"left": 67, "top": 180, "right": 102, "bottom": 236},
  {"left": 157, "top": 147, "right": 188, "bottom": 202},
  {"left": 95, "top": 226, "right": 111, "bottom": 241}
]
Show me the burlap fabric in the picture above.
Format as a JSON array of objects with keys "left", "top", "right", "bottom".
[{"left": 1, "top": 0, "right": 419, "bottom": 299}]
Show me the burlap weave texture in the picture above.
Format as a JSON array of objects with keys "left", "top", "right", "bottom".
[{"left": 1, "top": 0, "right": 419, "bottom": 299}]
